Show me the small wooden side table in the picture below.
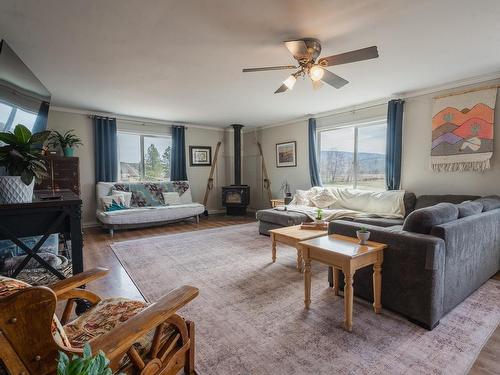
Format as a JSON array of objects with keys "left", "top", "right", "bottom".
[
  {"left": 270, "top": 199, "right": 285, "bottom": 208},
  {"left": 268, "top": 225, "right": 328, "bottom": 272},
  {"left": 298, "top": 234, "right": 387, "bottom": 332}
]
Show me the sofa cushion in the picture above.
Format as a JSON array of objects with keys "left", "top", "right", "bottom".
[
  {"left": 97, "top": 203, "right": 204, "bottom": 225},
  {"left": 475, "top": 195, "right": 500, "bottom": 211},
  {"left": 403, "top": 192, "right": 417, "bottom": 216},
  {"left": 351, "top": 217, "right": 405, "bottom": 228},
  {"left": 112, "top": 190, "right": 132, "bottom": 207},
  {"left": 403, "top": 203, "right": 459, "bottom": 234},
  {"left": 255, "top": 209, "right": 309, "bottom": 227},
  {"left": 293, "top": 190, "right": 313, "bottom": 206},
  {"left": 414, "top": 195, "right": 481, "bottom": 210},
  {"left": 111, "top": 181, "right": 192, "bottom": 207},
  {"left": 310, "top": 188, "right": 337, "bottom": 208},
  {"left": 456, "top": 201, "right": 483, "bottom": 218}
]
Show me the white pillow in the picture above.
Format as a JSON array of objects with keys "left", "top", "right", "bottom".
[
  {"left": 163, "top": 192, "right": 181, "bottom": 205},
  {"left": 112, "top": 190, "right": 132, "bottom": 208},
  {"left": 310, "top": 188, "right": 337, "bottom": 208},
  {"left": 100, "top": 194, "right": 126, "bottom": 212},
  {"left": 293, "top": 190, "right": 312, "bottom": 206}
]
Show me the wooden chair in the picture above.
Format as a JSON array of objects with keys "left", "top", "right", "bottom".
[{"left": 0, "top": 268, "right": 199, "bottom": 375}]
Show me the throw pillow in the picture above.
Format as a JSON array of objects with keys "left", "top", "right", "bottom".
[
  {"left": 475, "top": 195, "right": 500, "bottom": 212},
  {"left": 310, "top": 188, "right": 337, "bottom": 208},
  {"left": 101, "top": 194, "right": 127, "bottom": 212},
  {"left": 112, "top": 190, "right": 132, "bottom": 208},
  {"left": 456, "top": 201, "right": 483, "bottom": 218},
  {"left": 162, "top": 192, "right": 181, "bottom": 205},
  {"left": 293, "top": 190, "right": 312, "bottom": 206},
  {"left": 402, "top": 203, "right": 459, "bottom": 234}
]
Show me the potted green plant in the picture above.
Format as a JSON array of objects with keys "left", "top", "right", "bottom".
[
  {"left": 315, "top": 207, "right": 324, "bottom": 223},
  {"left": 356, "top": 227, "right": 370, "bottom": 245},
  {"left": 0, "top": 124, "right": 51, "bottom": 204},
  {"left": 49, "top": 129, "right": 83, "bottom": 157},
  {"left": 57, "top": 343, "right": 118, "bottom": 375}
]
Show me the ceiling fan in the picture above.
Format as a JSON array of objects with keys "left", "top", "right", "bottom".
[{"left": 242, "top": 38, "right": 379, "bottom": 94}]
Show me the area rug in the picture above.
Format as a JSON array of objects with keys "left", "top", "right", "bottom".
[{"left": 111, "top": 223, "right": 500, "bottom": 375}]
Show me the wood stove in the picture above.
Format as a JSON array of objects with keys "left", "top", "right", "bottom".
[{"left": 222, "top": 124, "right": 250, "bottom": 215}]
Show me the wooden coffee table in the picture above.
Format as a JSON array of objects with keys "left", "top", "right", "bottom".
[
  {"left": 298, "top": 234, "right": 387, "bottom": 332},
  {"left": 269, "top": 225, "right": 328, "bottom": 272}
]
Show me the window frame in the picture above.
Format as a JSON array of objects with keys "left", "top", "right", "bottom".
[
  {"left": 317, "top": 118, "right": 387, "bottom": 190},
  {"left": 117, "top": 131, "right": 172, "bottom": 182}
]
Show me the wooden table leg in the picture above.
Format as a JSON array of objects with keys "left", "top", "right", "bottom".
[
  {"left": 303, "top": 250, "right": 311, "bottom": 309},
  {"left": 333, "top": 268, "right": 340, "bottom": 296},
  {"left": 271, "top": 233, "right": 276, "bottom": 263},
  {"left": 343, "top": 268, "right": 354, "bottom": 332},
  {"left": 296, "top": 247, "right": 303, "bottom": 272},
  {"left": 373, "top": 253, "right": 383, "bottom": 313}
]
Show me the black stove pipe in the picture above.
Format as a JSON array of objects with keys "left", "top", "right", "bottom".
[{"left": 231, "top": 124, "right": 244, "bottom": 186}]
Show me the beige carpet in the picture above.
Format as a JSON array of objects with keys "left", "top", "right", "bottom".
[{"left": 111, "top": 223, "right": 500, "bottom": 375}]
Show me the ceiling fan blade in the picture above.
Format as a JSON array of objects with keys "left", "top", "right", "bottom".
[
  {"left": 312, "top": 80, "right": 323, "bottom": 91},
  {"left": 319, "top": 46, "right": 379, "bottom": 67},
  {"left": 284, "top": 40, "right": 309, "bottom": 60},
  {"left": 242, "top": 65, "right": 296, "bottom": 72},
  {"left": 321, "top": 69, "right": 349, "bottom": 89},
  {"left": 274, "top": 83, "right": 289, "bottom": 94}
]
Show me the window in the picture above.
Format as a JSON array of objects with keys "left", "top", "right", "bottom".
[
  {"left": 0, "top": 101, "right": 38, "bottom": 132},
  {"left": 319, "top": 121, "right": 387, "bottom": 190},
  {"left": 117, "top": 132, "right": 171, "bottom": 181}
]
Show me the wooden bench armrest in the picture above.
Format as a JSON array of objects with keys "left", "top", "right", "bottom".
[
  {"left": 89, "top": 285, "right": 199, "bottom": 360},
  {"left": 49, "top": 268, "right": 109, "bottom": 296}
]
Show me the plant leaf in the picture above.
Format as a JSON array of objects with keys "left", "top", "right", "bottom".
[
  {"left": 31, "top": 130, "right": 52, "bottom": 144},
  {"left": 83, "top": 342, "right": 92, "bottom": 359},
  {"left": 13, "top": 124, "right": 32, "bottom": 144},
  {"left": 0, "top": 132, "right": 18, "bottom": 145}
]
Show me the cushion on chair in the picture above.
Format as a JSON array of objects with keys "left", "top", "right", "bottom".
[
  {"left": 0, "top": 276, "right": 71, "bottom": 348},
  {"left": 64, "top": 297, "right": 177, "bottom": 368}
]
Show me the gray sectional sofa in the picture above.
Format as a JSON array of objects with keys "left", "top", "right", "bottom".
[
  {"left": 256, "top": 193, "right": 500, "bottom": 330},
  {"left": 330, "top": 195, "right": 500, "bottom": 329}
]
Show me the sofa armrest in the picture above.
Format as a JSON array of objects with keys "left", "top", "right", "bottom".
[{"left": 329, "top": 220, "right": 446, "bottom": 328}]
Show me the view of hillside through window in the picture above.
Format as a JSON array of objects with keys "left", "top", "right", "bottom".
[
  {"left": 118, "top": 132, "right": 171, "bottom": 181},
  {"left": 319, "top": 122, "right": 387, "bottom": 190}
]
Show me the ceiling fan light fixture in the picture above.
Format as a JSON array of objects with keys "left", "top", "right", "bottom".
[
  {"left": 309, "top": 65, "right": 324, "bottom": 81},
  {"left": 283, "top": 75, "right": 297, "bottom": 90}
]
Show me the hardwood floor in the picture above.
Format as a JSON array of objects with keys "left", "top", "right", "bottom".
[{"left": 80, "top": 215, "right": 498, "bottom": 374}]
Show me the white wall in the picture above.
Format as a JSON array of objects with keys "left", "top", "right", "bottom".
[
  {"left": 46, "top": 109, "right": 229, "bottom": 226},
  {"left": 46, "top": 110, "right": 96, "bottom": 226},
  {"left": 401, "top": 79, "right": 500, "bottom": 196},
  {"left": 244, "top": 79, "right": 500, "bottom": 210}
]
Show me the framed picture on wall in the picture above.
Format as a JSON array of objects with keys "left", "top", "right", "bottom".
[
  {"left": 189, "top": 146, "right": 212, "bottom": 166},
  {"left": 276, "top": 141, "right": 297, "bottom": 167}
]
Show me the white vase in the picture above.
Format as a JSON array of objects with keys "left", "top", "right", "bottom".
[
  {"left": 0, "top": 176, "right": 34, "bottom": 204},
  {"left": 356, "top": 230, "right": 371, "bottom": 245}
]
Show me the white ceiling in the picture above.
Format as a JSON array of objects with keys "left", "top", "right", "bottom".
[{"left": 0, "top": 0, "right": 499, "bottom": 128}]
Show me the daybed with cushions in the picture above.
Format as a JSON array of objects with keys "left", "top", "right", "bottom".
[
  {"left": 329, "top": 195, "right": 500, "bottom": 330},
  {"left": 96, "top": 181, "right": 204, "bottom": 235}
]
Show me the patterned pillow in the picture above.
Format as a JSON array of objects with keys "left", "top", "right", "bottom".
[
  {"left": 310, "top": 188, "right": 337, "bottom": 208},
  {"left": 112, "top": 190, "right": 132, "bottom": 208},
  {"left": 101, "top": 194, "right": 127, "bottom": 212},
  {"left": 0, "top": 276, "right": 71, "bottom": 348}
]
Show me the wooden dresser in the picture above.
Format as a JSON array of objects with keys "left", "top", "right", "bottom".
[{"left": 35, "top": 156, "right": 81, "bottom": 196}]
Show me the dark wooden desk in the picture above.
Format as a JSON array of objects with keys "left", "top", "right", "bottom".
[{"left": 0, "top": 190, "right": 83, "bottom": 279}]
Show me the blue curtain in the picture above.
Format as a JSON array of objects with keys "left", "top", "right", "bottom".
[
  {"left": 171, "top": 125, "right": 187, "bottom": 181},
  {"left": 386, "top": 99, "right": 404, "bottom": 190},
  {"left": 94, "top": 117, "right": 118, "bottom": 182},
  {"left": 308, "top": 118, "right": 322, "bottom": 187}
]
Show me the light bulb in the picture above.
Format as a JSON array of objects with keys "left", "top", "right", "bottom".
[
  {"left": 309, "top": 65, "right": 324, "bottom": 81},
  {"left": 283, "top": 75, "right": 297, "bottom": 90}
]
